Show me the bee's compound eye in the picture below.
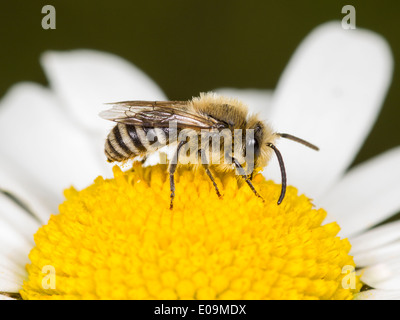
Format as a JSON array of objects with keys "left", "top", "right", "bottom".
[{"left": 246, "top": 138, "right": 260, "bottom": 159}]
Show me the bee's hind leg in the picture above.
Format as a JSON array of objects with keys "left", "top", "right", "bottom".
[
  {"left": 198, "top": 150, "right": 222, "bottom": 199},
  {"left": 169, "top": 141, "right": 186, "bottom": 210},
  {"left": 139, "top": 155, "right": 148, "bottom": 164}
]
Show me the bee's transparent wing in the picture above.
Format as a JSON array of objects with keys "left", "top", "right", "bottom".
[{"left": 100, "top": 100, "right": 222, "bottom": 129}]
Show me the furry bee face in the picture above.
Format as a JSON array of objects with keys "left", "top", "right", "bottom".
[{"left": 244, "top": 117, "right": 276, "bottom": 171}]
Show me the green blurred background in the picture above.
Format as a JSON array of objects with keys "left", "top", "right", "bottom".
[{"left": 0, "top": 0, "right": 399, "bottom": 170}]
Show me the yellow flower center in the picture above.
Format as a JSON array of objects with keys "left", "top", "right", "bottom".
[{"left": 20, "top": 163, "right": 361, "bottom": 300}]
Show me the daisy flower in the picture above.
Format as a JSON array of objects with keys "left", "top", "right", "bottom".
[{"left": 0, "top": 21, "right": 398, "bottom": 300}]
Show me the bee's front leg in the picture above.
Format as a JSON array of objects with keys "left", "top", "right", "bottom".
[
  {"left": 249, "top": 170, "right": 254, "bottom": 181},
  {"left": 231, "top": 157, "right": 264, "bottom": 202}
]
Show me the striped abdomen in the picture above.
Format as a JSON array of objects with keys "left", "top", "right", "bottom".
[{"left": 105, "top": 123, "right": 174, "bottom": 162}]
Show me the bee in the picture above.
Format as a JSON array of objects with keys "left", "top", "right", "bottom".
[{"left": 100, "top": 92, "right": 319, "bottom": 209}]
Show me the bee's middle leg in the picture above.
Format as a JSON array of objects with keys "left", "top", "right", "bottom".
[
  {"left": 198, "top": 150, "right": 222, "bottom": 199},
  {"left": 169, "top": 141, "right": 185, "bottom": 210}
]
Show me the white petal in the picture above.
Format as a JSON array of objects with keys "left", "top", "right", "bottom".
[
  {"left": 0, "top": 294, "right": 16, "bottom": 300},
  {"left": 350, "top": 221, "right": 400, "bottom": 255},
  {"left": 143, "top": 145, "right": 175, "bottom": 167},
  {"left": 0, "top": 192, "right": 41, "bottom": 241},
  {"left": 0, "top": 265, "right": 25, "bottom": 292},
  {"left": 360, "top": 258, "right": 400, "bottom": 290},
  {"left": 0, "top": 256, "right": 27, "bottom": 279},
  {"left": 355, "top": 289, "right": 400, "bottom": 300},
  {"left": 353, "top": 240, "right": 400, "bottom": 267},
  {"left": 0, "top": 154, "right": 53, "bottom": 223},
  {"left": 213, "top": 88, "right": 274, "bottom": 120},
  {"left": 0, "top": 256, "right": 26, "bottom": 294},
  {"left": 267, "top": 22, "right": 393, "bottom": 198},
  {"left": 320, "top": 147, "right": 400, "bottom": 237},
  {"left": 371, "top": 278, "right": 400, "bottom": 291},
  {"left": 0, "top": 83, "right": 109, "bottom": 211},
  {"left": 0, "top": 219, "right": 32, "bottom": 267},
  {"left": 41, "top": 49, "right": 167, "bottom": 134}
]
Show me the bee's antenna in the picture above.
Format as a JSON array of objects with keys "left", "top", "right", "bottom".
[
  {"left": 276, "top": 133, "right": 319, "bottom": 151},
  {"left": 266, "top": 143, "right": 286, "bottom": 205}
]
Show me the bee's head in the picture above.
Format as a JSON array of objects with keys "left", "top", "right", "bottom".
[
  {"left": 245, "top": 124, "right": 261, "bottom": 159},
  {"left": 244, "top": 116, "right": 319, "bottom": 205},
  {"left": 245, "top": 117, "right": 277, "bottom": 170}
]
